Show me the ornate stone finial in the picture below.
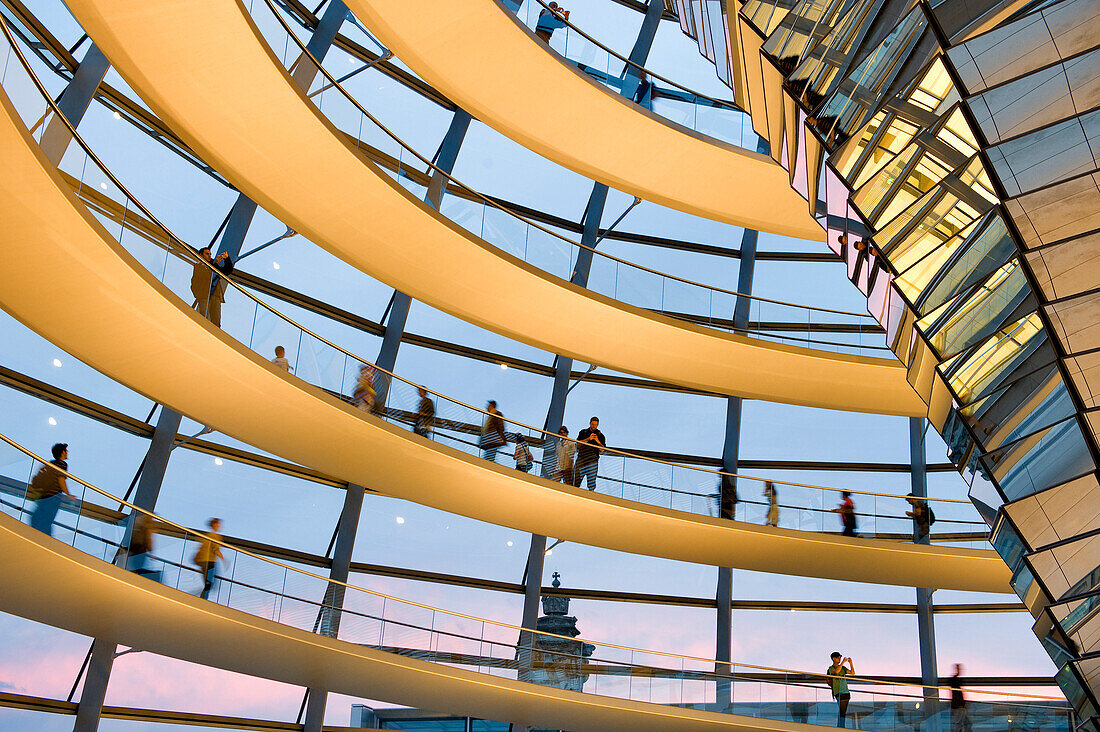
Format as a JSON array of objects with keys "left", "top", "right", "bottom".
[{"left": 552, "top": 572, "right": 561, "bottom": 588}]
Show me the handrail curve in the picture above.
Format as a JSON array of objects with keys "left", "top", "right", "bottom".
[
  {"left": 0, "top": 10, "right": 971, "bottom": 528},
  {"left": 0, "top": 432, "right": 1062, "bottom": 702}
]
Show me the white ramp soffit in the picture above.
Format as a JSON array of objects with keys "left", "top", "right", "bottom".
[
  {"left": 62, "top": 0, "right": 926, "bottom": 416},
  {"left": 0, "top": 87, "right": 1008, "bottom": 591},
  {"left": 0, "top": 513, "right": 821, "bottom": 732},
  {"left": 347, "top": 0, "right": 824, "bottom": 240}
]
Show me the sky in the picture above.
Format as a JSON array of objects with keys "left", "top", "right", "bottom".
[{"left": 0, "top": 0, "right": 1061, "bottom": 728}]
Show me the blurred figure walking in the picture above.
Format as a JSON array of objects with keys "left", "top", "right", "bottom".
[
  {"left": 719, "top": 473, "right": 738, "bottom": 520},
  {"left": 124, "top": 513, "right": 161, "bottom": 582},
  {"left": 480, "top": 400, "right": 507, "bottom": 462},
  {"left": 193, "top": 518, "right": 225, "bottom": 600},
  {"left": 764, "top": 481, "right": 779, "bottom": 527},
  {"left": 949, "top": 664, "right": 971, "bottom": 731},
  {"left": 415, "top": 387, "right": 435, "bottom": 437},
  {"left": 352, "top": 364, "right": 377, "bottom": 412},
  {"left": 835, "top": 491, "right": 857, "bottom": 536},
  {"left": 28, "top": 443, "right": 73, "bottom": 536}
]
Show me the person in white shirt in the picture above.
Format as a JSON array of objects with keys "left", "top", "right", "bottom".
[{"left": 271, "top": 345, "right": 293, "bottom": 373}]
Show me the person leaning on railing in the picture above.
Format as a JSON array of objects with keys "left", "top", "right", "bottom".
[{"left": 535, "top": 2, "right": 569, "bottom": 42}]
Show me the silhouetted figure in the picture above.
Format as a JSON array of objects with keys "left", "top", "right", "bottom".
[
  {"left": 719, "top": 473, "right": 738, "bottom": 520},
  {"left": 29, "top": 443, "right": 73, "bottom": 536},
  {"left": 949, "top": 664, "right": 971, "bottom": 731}
]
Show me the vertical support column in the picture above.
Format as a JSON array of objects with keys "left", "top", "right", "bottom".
[
  {"left": 304, "top": 482, "right": 366, "bottom": 732},
  {"left": 74, "top": 7, "right": 348, "bottom": 728},
  {"left": 40, "top": 44, "right": 110, "bottom": 165},
  {"left": 375, "top": 108, "right": 473, "bottom": 399},
  {"left": 215, "top": 0, "right": 348, "bottom": 261},
  {"left": 73, "top": 407, "right": 182, "bottom": 731},
  {"left": 517, "top": 533, "right": 548, "bottom": 685},
  {"left": 620, "top": 0, "right": 664, "bottom": 101},
  {"left": 714, "top": 140, "right": 765, "bottom": 709},
  {"left": 71, "top": 637, "right": 116, "bottom": 732},
  {"left": 911, "top": 416, "right": 940, "bottom": 724},
  {"left": 518, "top": 12, "right": 666, "bottom": 713},
  {"left": 291, "top": 1, "right": 350, "bottom": 89}
]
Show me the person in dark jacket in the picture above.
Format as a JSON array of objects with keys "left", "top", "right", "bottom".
[{"left": 574, "top": 417, "right": 605, "bottom": 491}]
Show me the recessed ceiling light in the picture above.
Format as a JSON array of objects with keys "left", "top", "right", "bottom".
[
  {"left": 100, "top": 182, "right": 108, "bottom": 189},
  {"left": 507, "top": 540, "right": 514, "bottom": 546},
  {"left": 395, "top": 516, "right": 405, "bottom": 524},
  {"left": 500, "top": 363, "right": 508, "bottom": 370},
  {"left": 47, "top": 417, "right": 57, "bottom": 426},
  {"left": 213, "top": 458, "right": 223, "bottom": 466},
  {"left": 272, "top": 261, "right": 280, "bottom": 270},
  {"left": 113, "top": 111, "right": 121, "bottom": 120},
  {"left": 52, "top": 358, "right": 62, "bottom": 368}
]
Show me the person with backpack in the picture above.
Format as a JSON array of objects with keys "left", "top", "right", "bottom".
[
  {"left": 834, "top": 491, "right": 857, "bottom": 537},
  {"left": 28, "top": 443, "right": 74, "bottom": 536},
  {"left": 514, "top": 435, "right": 533, "bottom": 473},
  {"left": 906, "top": 493, "right": 935, "bottom": 541}
]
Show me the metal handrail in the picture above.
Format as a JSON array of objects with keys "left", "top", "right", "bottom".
[
  {"left": 256, "top": 0, "right": 863, "bottom": 320},
  {"left": 0, "top": 433, "right": 1061, "bottom": 702},
  {"left": 522, "top": 0, "right": 738, "bottom": 110},
  {"left": 0, "top": 14, "right": 970, "bottom": 510}
]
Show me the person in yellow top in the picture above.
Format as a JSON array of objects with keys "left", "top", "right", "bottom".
[
  {"left": 193, "top": 517, "right": 224, "bottom": 599},
  {"left": 764, "top": 481, "right": 779, "bottom": 527}
]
